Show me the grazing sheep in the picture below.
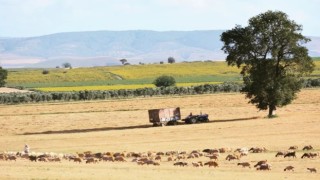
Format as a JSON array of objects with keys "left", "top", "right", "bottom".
[
  {"left": 114, "top": 156, "right": 126, "bottom": 162},
  {"left": 302, "top": 145, "right": 313, "bottom": 151},
  {"left": 167, "top": 157, "right": 173, "bottom": 161},
  {"left": 38, "top": 157, "right": 48, "bottom": 162},
  {"left": 49, "top": 157, "right": 61, "bottom": 162},
  {"left": 86, "top": 158, "right": 98, "bottom": 164},
  {"left": 256, "top": 164, "right": 271, "bottom": 171},
  {"left": 6, "top": 156, "right": 17, "bottom": 161},
  {"left": 225, "top": 154, "right": 239, "bottom": 161},
  {"left": 288, "top": 146, "right": 298, "bottom": 150},
  {"left": 156, "top": 152, "right": 164, "bottom": 156},
  {"left": 204, "top": 161, "right": 219, "bottom": 168},
  {"left": 155, "top": 155, "right": 162, "bottom": 161},
  {"left": 0, "top": 154, "right": 7, "bottom": 161},
  {"left": 102, "top": 156, "right": 114, "bottom": 162},
  {"left": 309, "top": 153, "right": 319, "bottom": 158},
  {"left": 203, "top": 149, "right": 219, "bottom": 154},
  {"left": 73, "top": 157, "right": 82, "bottom": 163},
  {"left": 275, "top": 151, "right": 286, "bottom": 157},
  {"left": 29, "top": 155, "right": 38, "bottom": 162},
  {"left": 301, "top": 153, "right": 311, "bottom": 159},
  {"left": 144, "top": 160, "right": 155, "bottom": 165},
  {"left": 307, "top": 168, "right": 317, "bottom": 173},
  {"left": 187, "top": 154, "right": 195, "bottom": 159},
  {"left": 284, "top": 166, "right": 294, "bottom": 171},
  {"left": 153, "top": 162, "right": 160, "bottom": 166},
  {"left": 249, "top": 147, "right": 266, "bottom": 153},
  {"left": 237, "top": 162, "right": 251, "bottom": 168},
  {"left": 173, "top": 162, "right": 188, "bottom": 167},
  {"left": 284, "top": 151, "right": 296, "bottom": 158},
  {"left": 254, "top": 160, "right": 267, "bottom": 168},
  {"left": 208, "top": 154, "right": 219, "bottom": 161},
  {"left": 192, "top": 162, "right": 200, "bottom": 167}
]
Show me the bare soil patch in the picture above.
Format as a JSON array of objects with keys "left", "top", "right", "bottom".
[{"left": 0, "top": 87, "right": 30, "bottom": 93}]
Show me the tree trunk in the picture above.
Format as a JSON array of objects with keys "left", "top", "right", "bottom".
[{"left": 268, "top": 105, "right": 276, "bottom": 118}]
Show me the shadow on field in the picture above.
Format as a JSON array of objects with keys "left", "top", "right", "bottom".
[
  {"left": 21, "top": 116, "right": 260, "bottom": 135},
  {"left": 22, "top": 124, "right": 153, "bottom": 135}
]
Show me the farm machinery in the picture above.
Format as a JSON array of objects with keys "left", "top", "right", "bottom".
[{"left": 148, "top": 107, "right": 209, "bottom": 126}]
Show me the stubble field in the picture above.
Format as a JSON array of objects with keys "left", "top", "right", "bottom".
[{"left": 0, "top": 89, "right": 320, "bottom": 179}]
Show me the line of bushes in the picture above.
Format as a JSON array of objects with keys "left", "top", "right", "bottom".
[{"left": 1, "top": 78, "right": 319, "bottom": 104}]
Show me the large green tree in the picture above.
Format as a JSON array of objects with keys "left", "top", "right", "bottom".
[
  {"left": 0, "top": 66, "right": 8, "bottom": 87},
  {"left": 220, "top": 11, "right": 315, "bottom": 117}
]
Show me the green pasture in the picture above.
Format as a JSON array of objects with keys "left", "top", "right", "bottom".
[{"left": 6, "top": 60, "right": 320, "bottom": 91}]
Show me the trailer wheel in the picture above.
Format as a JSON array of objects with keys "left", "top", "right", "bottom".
[{"left": 190, "top": 118, "right": 197, "bottom": 124}]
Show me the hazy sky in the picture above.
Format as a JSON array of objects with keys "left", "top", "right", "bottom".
[{"left": 0, "top": 0, "right": 319, "bottom": 37}]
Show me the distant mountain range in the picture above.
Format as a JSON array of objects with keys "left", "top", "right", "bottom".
[{"left": 0, "top": 30, "right": 319, "bottom": 68}]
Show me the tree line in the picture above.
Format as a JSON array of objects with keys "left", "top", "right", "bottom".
[{"left": 0, "top": 78, "right": 319, "bottom": 104}]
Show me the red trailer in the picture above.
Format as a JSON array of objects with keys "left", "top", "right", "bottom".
[{"left": 148, "top": 107, "right": 181, "bottom": 126}]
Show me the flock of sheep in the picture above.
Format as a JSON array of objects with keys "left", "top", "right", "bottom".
[{"left": 0, "top": 145, "right": 318, "bottom": 173}]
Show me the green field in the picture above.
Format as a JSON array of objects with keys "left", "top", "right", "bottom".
[{"left": 6, "top": 60, "right": 320, "bottom": 91}]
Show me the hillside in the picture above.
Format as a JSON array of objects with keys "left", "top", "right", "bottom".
[{"left": 1, "top": 30, "right": 319, "bottom": 68}]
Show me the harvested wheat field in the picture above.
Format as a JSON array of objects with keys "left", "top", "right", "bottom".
[{"left": 0, "top": 89, "right": 320, "bottom": 179}]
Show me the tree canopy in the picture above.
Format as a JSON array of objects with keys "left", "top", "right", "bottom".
[
  {"left": 0, "top": 66, "right": 8, "bottom": 87},
  {"left": 220, "top": 10, "right": 315, "bottom": 117},
  {"left": 153, "top": 75, "right": 176, "bottom": 87},
  {"left": 168, "top": 57, "right": 176, "bottom": 64}
]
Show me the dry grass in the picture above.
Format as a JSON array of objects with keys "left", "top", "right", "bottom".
[{"left": 0, "top": 89, "right": 320, "bottom": 179}]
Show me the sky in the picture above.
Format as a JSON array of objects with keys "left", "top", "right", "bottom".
[{"left": 0, "top": 0, "right": 319, "bottom": 37}]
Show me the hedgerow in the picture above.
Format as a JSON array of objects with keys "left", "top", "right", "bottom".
[{"left": 0, "top": 78, "right": 319, "bottom": 104}]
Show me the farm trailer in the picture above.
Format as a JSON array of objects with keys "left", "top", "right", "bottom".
[{"left": 148, "top": 107, "right": 181, "bottom": 126}]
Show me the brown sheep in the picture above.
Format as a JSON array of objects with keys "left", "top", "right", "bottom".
[
  {"left": 38, "top": 157, "right": 48, "bottom": 162},
  {"left": 153, "top": 162, "right": 160, "bottom": 166},
  {"left": 144, "top": 160, "right": 155, "bottom": 165},
  {"left": 137, "top": 161, "right": 145, "bottom": 165},
  {"left": 302, "top": 145, "right": 313, "bottom": 151},
  {"left": 187, "top": 154, "right": 195, "bottom": 159},
  {"left": 301, "top": 153, "right": 311, "bottom": 159},
  {"left": 275, "top": 151, "right": 286, "bottom": 157},
  {"left": 29, "top": 155, "right": 37, "bottom": 162},
  {"left": 225, "top": 154, "right": 239, "bottom": 161},
  {"left": 284, "top": 151, "right": 296, "bottom": 158},
  {"left": 167, "top": 157, "right": 173, "bottom": 161},
  {"left": 204, "top": 161, "right": 219, "bottom": 168},
  {"left": 102, "top": 156, "right": 114, "bottom": 162},
  {"left": 86, "top": 158, "right": 97, "bottom": 164},
  {"left": 0, "top": 154, "right": 7, "bottom": 160},
  {"left": 256, "top": 164, "right": 271, "bottom": 171},
  {"left": 208, "top": 154, "right": 219, "bottom": 161},
  {"left": 156, "top": 152, "right": 164, "bottom": 156},
  {"left": 49, "top": 157, "right": 61, "bottom": 162},
  {"left": 6, "top": 156, "right": 17, "bottom": 161},
  {"left": 307, "top": 168, "right": 317, "bottom": 173},
  {"left": 284, "top": 166, "right": 294, "bottom": 171},
  {"left": 249, "top": 147, "right": 266, "bottom": 153},
  {"left": 310, "top": 153, "right": 319, "bottom": 158},
  {"left": 73, "top": 157, "right": 82, "bottom": 163},
  {"left": 254, "top": 160, "right": 267, "bottom": 168},
  {"left": 114, "top": 156, "right": 126, "bottom": 162},
  {"left": 288, "top": 146, "right": 298, "bottom": 150},
  {"left": 174, "top": 162, "right": 188, "bottom": 167},
  {"left": 192, "top": 162, "right": 200, "bottom": 167},
  {"left": 155, "top": 155, "right": 162, "bottom": 161},
  {"left": 237, "top": 162, "right": 251, "bottom": 168}
]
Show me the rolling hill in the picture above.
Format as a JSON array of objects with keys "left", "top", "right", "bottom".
[{"left": 0, "top": 30, "right": 319, "bottom": 68}]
